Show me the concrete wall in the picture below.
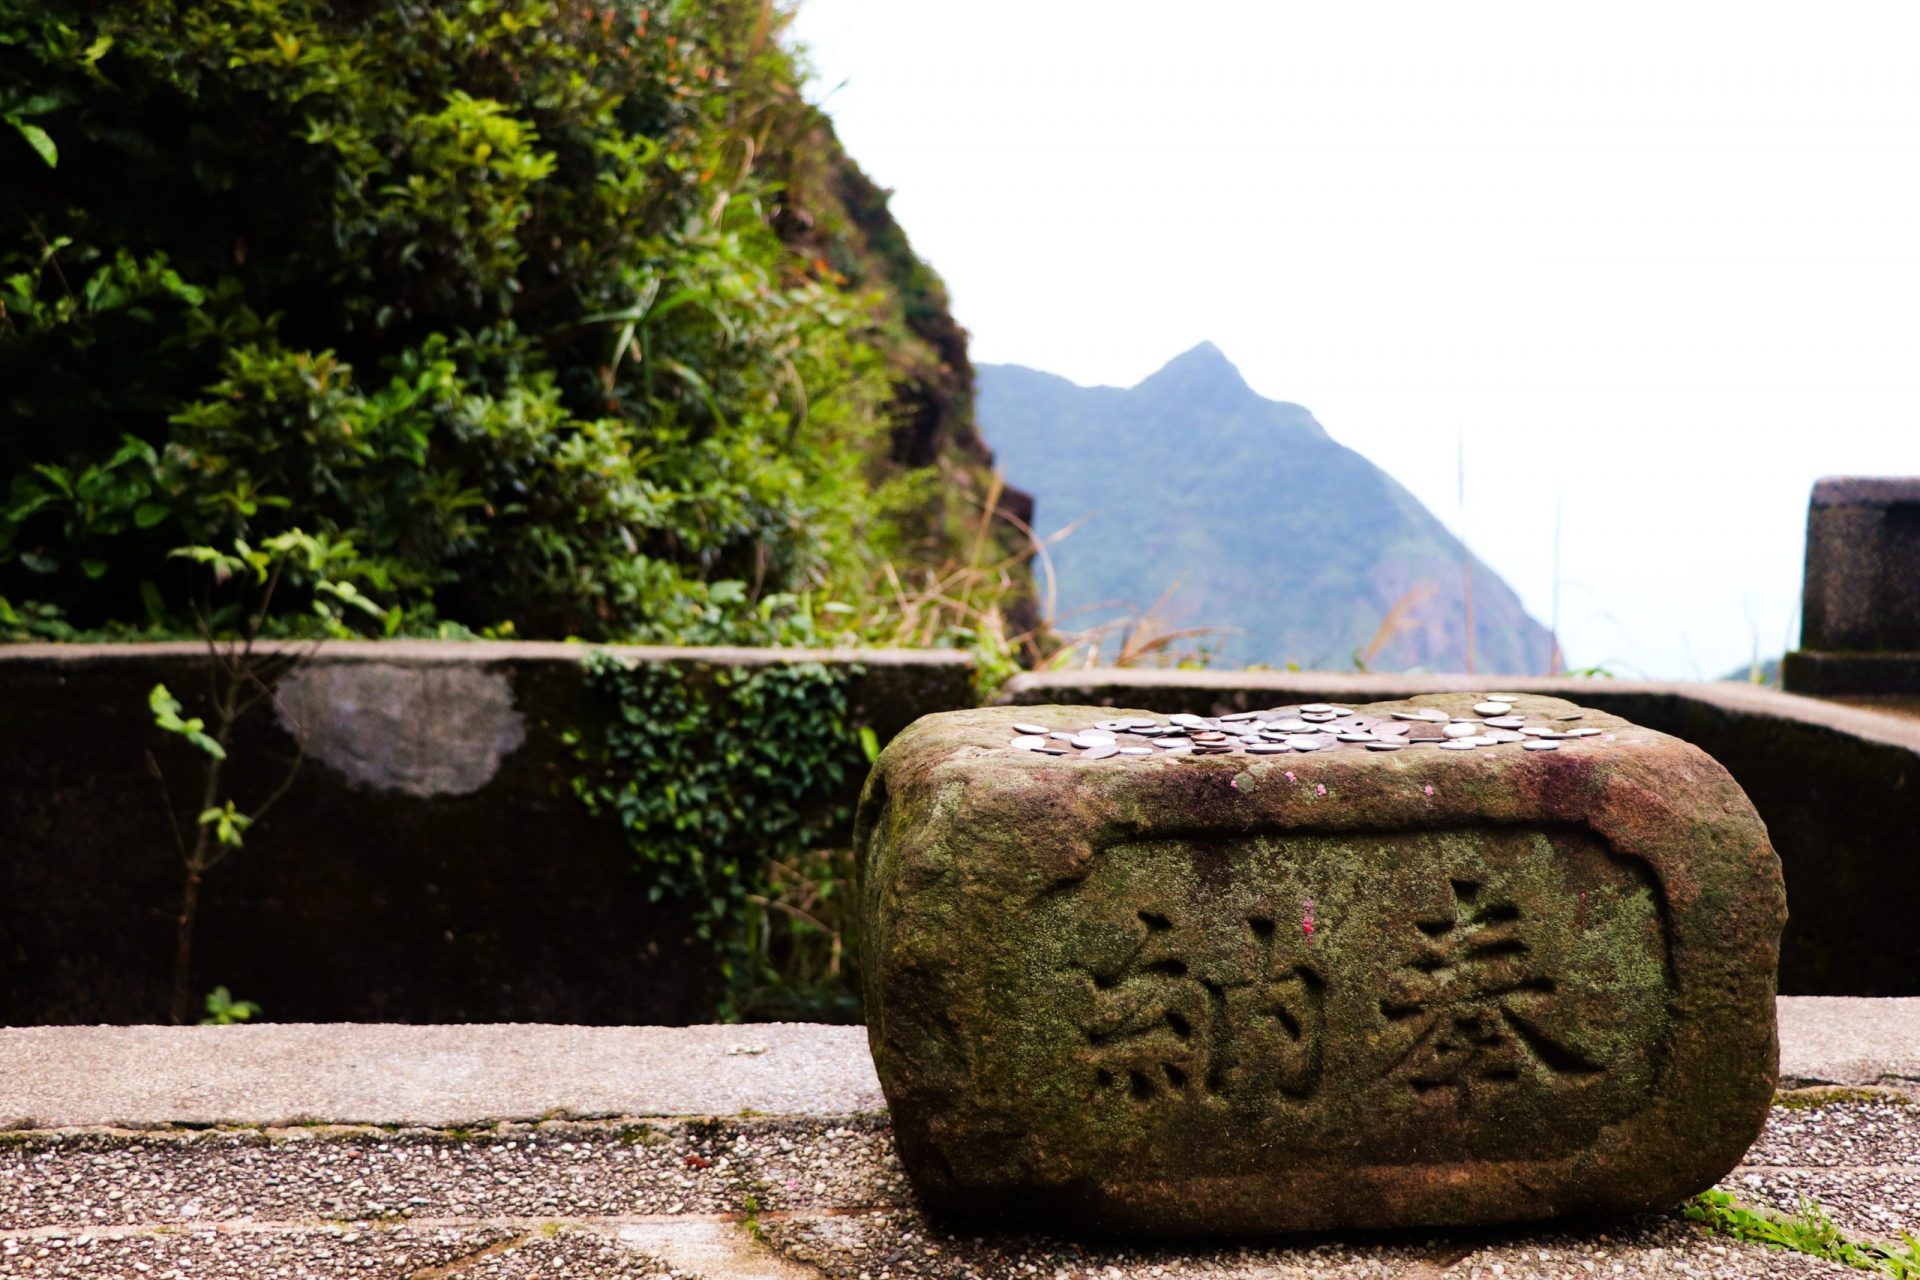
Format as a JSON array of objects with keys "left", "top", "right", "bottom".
[
  {"left": 5, "top": 644, "right": 1916, "bottom": 1022},
  {"left": 1003, "top": 670, "right": 1920, "bottom": 997},
  {"left": 0, "top": 642, "right": 974, "bottom": 1025}
]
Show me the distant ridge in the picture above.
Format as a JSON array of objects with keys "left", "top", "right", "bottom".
[{"left": 976, "top": 344, "right": 1553, "bottom": 672}]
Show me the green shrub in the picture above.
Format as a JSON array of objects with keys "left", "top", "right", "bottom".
[{"left": 0, "top": 0, "right": 1014, "bottom": 645}]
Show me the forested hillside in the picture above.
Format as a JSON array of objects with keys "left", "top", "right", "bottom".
[
  {"left": 978, "top": 344, "right": 1554, "bottom": 673},
  {"left": 0, "top": 0, "right": 1019, "bottom": 648}
]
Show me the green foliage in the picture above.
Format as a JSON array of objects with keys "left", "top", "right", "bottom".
[
  {"left": 150, "top": 683, "right": 225, "bottom": 760},
  {"left": 0, "top": 0, "right": 1018, "bottom": 645},
  {"left": 200, "top": 986, "right": 261, "bottom": 1025},
  {"left": 1686, "top": 1189, "right": 1920, "bottom": 1277},
  {"left": 569, "top": 649, "right": 867, "bottom": 1019}
]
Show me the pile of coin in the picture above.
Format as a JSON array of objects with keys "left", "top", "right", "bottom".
[{"left": 1004, "top": 697, "right": 1610, "bottom": 760}]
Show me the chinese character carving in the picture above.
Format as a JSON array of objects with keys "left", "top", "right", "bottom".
[
  {"left": 1081, "top": 908, "right": 1324, "bottom": 1104},
  {"left": 1379, "top": 876, "right": 1601, "bottom": 1106}
]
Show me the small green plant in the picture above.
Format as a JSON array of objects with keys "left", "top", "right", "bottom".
[
  {"left": 147, "top": 528, "right": 384, "bottom": 1024},
  {"left": 569, "top": 650, "right": 869, "bottom": 1020},
  {"left": 1686, "top": 1189, "right": 1920, "bottom": 1277},
  {"left": 199, "top": 986, "right": 260, "bottom": 1025}
]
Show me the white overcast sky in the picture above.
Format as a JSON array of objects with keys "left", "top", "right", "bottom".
[{"left": 789, "top": 1, "right": 1919, "bottom": 679}]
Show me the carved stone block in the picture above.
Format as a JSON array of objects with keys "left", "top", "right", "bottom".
[{"left": 853, "top": 696, "right": 1785, "bottom": 1233}]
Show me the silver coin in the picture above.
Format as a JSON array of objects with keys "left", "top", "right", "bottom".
[
  {"left": 1392, "top": 709, "right": 1449, "bottom": 722},
  {"left": 1268, "top": 719, "right": 1314, "bottom": 733},
  {"left": 1485, "top": 729, "right": 1526, "bottom": 744},
  {"left": 1300, "top": 712, "right": 1338, "bottom": 723},
  {"left": 1473, "top": 701, "right": 1513, "bottom": 716},
  {"left": 1373, "top": 722, "right": 1410, "bottom": 738},
  {"left": 1442, "top": 722, "right": 1479, "bottom": 739},
  {"left": 1071, "top": 731, "right": 1117, "bottom": 747},
  {"left": 1081, "top": 744, "right": 1119, "bottom": 760},
  {"left": 1488, "top": 693, "right": 1525, "bottom": 702},
  {"left": 1151, "top": 737, "right": 1187, "bottom": 750},
  {"left": 1566, "top": 727, "right": 1603, "bottom": 738},
  {"left": 1010, "top": 735, "right": 1048, "bottom": 750},
  {"left": 1094, "top": 719, "right": 1130, "bottom": 732},
  {"left": 1554, "top": 713, "right": 1584, "bottom": 721},
  {"left": 1285, "top": 735, "right": 1326, "bottom": 751},
  {"left": 1012, "top": 723, "right": 1053, "bottom": 737},
  {"left": 1247, "top": 743, "right": 1291, "bottom": 754},
  {"left": 1220, "top": 710, "right": 1259, "bottom": 722},
  {"left": 1365, "top": 740, "right": 1407, "bottom": 751},
  {"left": 1118, "top": 746, "right": 1153, "bottom": 756},
  {"left": 1300, "top": 703, "right": 1337, "bottom": 714},
  {"left": 1169, "top": 713, "right": 1208, "bottom": 728},
  {"left": 1482, "top": 715, "right": 1525, "bottom": 729},
  {"left": 1118, "top": 717, "right": 1160, "bottom": 729},
  {"left": 1049, "top": 731, "right": 1076, "bottom": 741},
  {"left": 1440, "top": 739, "right": 1479, "bottom": 750},
  {"left": 1523, "top": 739, "right": 1560, "bottom": 752},
  {"left": 1336, "top": 731, "right": 1375, "bottom": 742},
  {"left": 1034, "top": 746, "right": 1069, "bottom": 755}
]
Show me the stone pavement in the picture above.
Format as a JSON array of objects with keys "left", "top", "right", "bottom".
[{"left": 1, "top": 999, "right": 1916, "bottom": 1279}]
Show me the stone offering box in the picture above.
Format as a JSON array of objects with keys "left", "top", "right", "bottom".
[{"left": 853, "top": 696, "right": 1786, "bottom": 1233}]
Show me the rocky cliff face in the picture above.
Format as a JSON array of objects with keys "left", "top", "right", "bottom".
[{"left": 977, "top": 344, "right": 1553, "bottom": 673}]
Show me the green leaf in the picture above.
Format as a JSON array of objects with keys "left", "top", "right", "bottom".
[
  {"left": 81, "top": 557, "right": 107, "bottom": 579},
  {"left": 134, "top": 502, "right": 171, "bottom": 529},
  {"left": 858, "top": 725, "right": 879, "bottom": 763},
  {"left": 198, "top": 802, "right": 253, "bottom": 847},
  {"left": 150, "top": 684, "right": 227, "bottom": 759},
  {"left": 6, "top": 117, "right": 56, "bottom": 168}
]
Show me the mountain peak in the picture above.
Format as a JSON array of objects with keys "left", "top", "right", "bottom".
[
  {"left": 1133, "top": 341, "right": 1261, "bottom": 417},
  {"left": 1141, "top": 340, "right": 1241, "bottom": 384}
]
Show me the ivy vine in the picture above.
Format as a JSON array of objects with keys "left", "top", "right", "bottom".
[{"left": 569, "top": 649, "right": 874, "bottom": 1020}]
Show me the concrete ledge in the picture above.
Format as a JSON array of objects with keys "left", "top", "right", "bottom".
[
  {"left": 1000, "top": 669, "right": 1920, "bottom": 752},
  {"left": 0, "top": 1023, "right": 882, "bottom": 1129},
  {"left": 0, "top": 638, "right": 976, "bottom": 671},
  {"left": 0, "top": 1000, "right": 1910, "bottom": 1131},
  {"left": 1001, "top": 671, "right": 1920, "bottom": 996}
]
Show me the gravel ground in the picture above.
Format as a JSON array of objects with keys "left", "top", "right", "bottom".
[{"left": 2, "top": 1102, "right": 1916, "bottom": 1278}]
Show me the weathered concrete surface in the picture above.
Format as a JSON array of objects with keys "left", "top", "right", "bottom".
[
  {"left": 274, "top": 662, "right": 528, "bottom": 797},
  {"left": 0, "top": 1011, "right": 1915, "bottom": 1275},
  {"left": 0, "top": 641, "right": 974, "bottom": 1025},
  {"left": 856, "top": 699, "right": 1784, "bottom": 1232},
  {"left": 1, "top": 1098, "right": 1914, "bottom": 1278},
  {"left": 1004, "top": 672, "right": 1920, "bottom": 998},
  {"left": 1779, "top": 997, "right": 1920, "bottom": 1090},
  {"left": 0, "top": 1023, "right": 883, "bottom": 1130},
  {"left": 0, "top": 1001, "right": 1904, "bottom": 1132}
]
